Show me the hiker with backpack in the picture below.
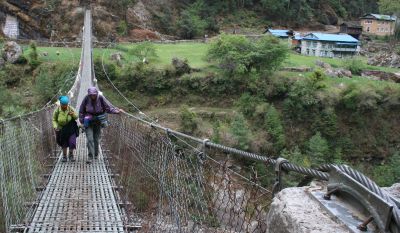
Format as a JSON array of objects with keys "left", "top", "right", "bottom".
[
  {"left": 53, "top": 96, "right": 79, "bottom": 162},
  {"left": 79, "top": 87, "right": 123, "bottom": 164}
]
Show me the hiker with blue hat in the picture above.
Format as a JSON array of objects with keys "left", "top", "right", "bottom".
[
  {"left": 52, "top": 95, "right": 79, "bottom": 162},
  {"left": 79, "top": 87, "right": 123, "bottom": 164}
]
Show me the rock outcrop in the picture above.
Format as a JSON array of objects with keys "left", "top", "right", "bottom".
[
  {"left": 266, "top": 183, "right": 400, "bottom": 233},
  {"left": 266, "top": 187, "right": 350, "bottom": 233},
  {"left": 384, "top": 183, "right": 400, "bottom": 201},
  {"left": 315, "top": 60, "right": 352, "bottom": 78},
  {"left": 367, "top": 52, "right": 400, "bottom": 68},
  {"left": 2, "top": 41, "right": 22, "bottom": 64},
  {"left": 361, "top": 70, "right": 400, "bottom": 83}
]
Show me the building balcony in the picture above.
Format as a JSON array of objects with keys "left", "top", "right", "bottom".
[{"left": 332, "top": 47, "right": 358, "bottom": 52}]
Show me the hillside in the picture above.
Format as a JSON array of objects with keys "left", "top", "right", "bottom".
[{"left": 0, "top": 0, "right": 379, "bottom": 40}]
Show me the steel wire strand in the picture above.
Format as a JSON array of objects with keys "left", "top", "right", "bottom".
[{"left": 104, "top": 115, "right": 273, "bottom": 232}]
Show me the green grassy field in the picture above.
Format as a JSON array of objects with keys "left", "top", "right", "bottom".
[
  {"left": 27, "top": 42, "right": 399, "bottom": 77},
  {"left": 285, "top": 53, "right": 400, "bottom": 73},
  {"left": 28, "top": 42, "right": 209, "bottom": 68}
]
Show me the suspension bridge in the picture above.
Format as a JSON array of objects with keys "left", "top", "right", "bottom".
[{"left": 0, "top": 9, "right": 399, "bottom": 233}]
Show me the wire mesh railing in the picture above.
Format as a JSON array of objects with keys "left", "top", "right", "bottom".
[
  {"left": 0, "top": 107, "right": 58, "bottom": 232},
  {"left": 103, "top": 113, "right": 272, "bottom": 233}
]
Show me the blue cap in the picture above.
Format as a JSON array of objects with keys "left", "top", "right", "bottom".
[{"left": 59, "top": 96, "right": 69, "bottom": 105}]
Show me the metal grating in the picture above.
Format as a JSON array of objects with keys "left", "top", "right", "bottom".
[{"left": 27, "top": 135, "right": 124, "bottom": 233}]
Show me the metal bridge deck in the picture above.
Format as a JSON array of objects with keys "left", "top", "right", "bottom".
[
  {"left": 27, "top": 10, "right": 124, "bottom": 233},
  {"left": 27, "top": 136, "right": 124, "bottom": 233}
]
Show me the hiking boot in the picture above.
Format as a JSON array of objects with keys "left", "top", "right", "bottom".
[
  {"left": 86, "top": 155, "right": 93, "bottom": 164},
  {"left": 61, "top": 156, "right": 68, "bottom": 162},
  {"left": 69, "top": 154, "right": 75, "bottom": 162}
]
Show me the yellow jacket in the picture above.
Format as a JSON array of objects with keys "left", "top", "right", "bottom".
[{"left": 52, "top": 106, "right": 78, "bottom": 130}]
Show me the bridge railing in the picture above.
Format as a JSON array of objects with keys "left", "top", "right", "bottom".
[
  {"left": 99, "top": 106, "right": 400, "bottom": 232},
  {"left": 0, "top": 107, "right": 57, "bottom": 232},
  {"left": 102, "top": 113, "right": 272, "bottom": 232},
  {"left": 0, "top": 26, "right": 84, "bottom": 233}
]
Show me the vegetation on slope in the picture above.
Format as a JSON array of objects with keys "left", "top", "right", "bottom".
[
  {"left": 93, "top": 37, "right": 400, "bottom": 187},
  {"left": 0, "top": 42, "right": 76, "bottom": 119}
]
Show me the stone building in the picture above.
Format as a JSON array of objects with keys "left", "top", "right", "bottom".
[
  {"left": 301, "top": 33, "right": 360, "bottom": 58},
  {"left": 360, "top": 14, "right": 397, "bottom": 36}
]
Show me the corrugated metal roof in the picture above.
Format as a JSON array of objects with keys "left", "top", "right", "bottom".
[
  {"left": 362, "top": 14, "right": 397, "bottom": 21},
  {"left": 267, "top": 29, "right": 290, "bottom": 38},
  {"left": 302, "top": 33, "right": 359, "bottom": 43}
]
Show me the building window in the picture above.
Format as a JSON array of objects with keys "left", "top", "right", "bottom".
[
  {"left": 306, "top": 49, "right": 310, "bottom": 55},
  {"left": 367, "top": 27, "right": 370, "bottom": 32}
]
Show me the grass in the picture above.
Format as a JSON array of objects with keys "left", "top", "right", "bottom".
[
  {"left": 27, "top": 42, "right": 399, "bottom": 78},
  {"left": 27, "top": 42, "right": 210, "bottom": 68},
  {"left": 285, "top": 53, "right": 400, "bottom": 73},
  {"left": 117, "top": 42, "right": 210, "bottom": 68}
]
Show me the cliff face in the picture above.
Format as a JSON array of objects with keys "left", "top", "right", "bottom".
[
  {"left": 0, "top": 0, "right": 171, "bottom": 40},
  {"left": 0, "top": 0, "right": 378, "bottom": 40}
]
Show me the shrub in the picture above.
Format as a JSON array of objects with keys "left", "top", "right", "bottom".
[
  {"left": 312, "top": 108, "right": 338, "bottom": 139},
  {"left": 283, "top": 73, "right": 326, "bottom": 120},
  {"left": 235, "top": 93, "right": 263, "bottom": 118},
  {"left": 341, "top": 84, "right": 382, "bottom": 111},
  {"left": 94, "top": 58, "right": 119, "bottom": 81},
  {"left": 117, "top": 20, "right": 128, "bottom": 36},
  {"left": 28, "top": 42, "right": 41, "bottom": 69},
  {"left": 373, "top": 152, "right": 400, "bottom": 186},
  {"left": 179, "top": 105, "right": 198, "bottom": 134},
  {"left": 35, "top": 63, "right": 75, "bottom": 104},
  {"left": 342, "top": 58, "right": 366, "bottom": 75},
  {"left": 211, "top": 121, "right": 221, "bottom": 143},
  {"left": 14, "top": 55, "right": 28, "bottom": 65}
]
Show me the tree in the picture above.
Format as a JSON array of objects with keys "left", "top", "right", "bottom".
[
  {"left": 378, "top": 0, "right": 400, "bottom": 14},
  {"left": 176, "top": 10, "right": 207, "bottom": 39},
  {"left": 379, "top": 0, "right": 400, "bottom": 40},
  {"left": 207, "top": 34, "right": 288, "bottom": 75},
  {"left": 264, "top": 105, "right": 285, "bottom": 153},
  {"left": 307, "top": 132, "right": 330, "bottom": 165},
  {"left": 129, "top": 42, "right": 158, "bottom": 62},
  {"left": 230, "top": 113, "right": 251, "bottom": 150},
  {"left": 179, "top": 105, "right": 198, "bottom": 134}
]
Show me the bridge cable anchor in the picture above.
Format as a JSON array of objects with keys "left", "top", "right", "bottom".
[
  {"left": 198, "top": 139, "right": 209, "bottom": 163},
  {"left": 272, "top": 157, "right": 288, "bottom": 196},
  {"left": 323, "top": 187, "right": 340, "bottom": 200},
  {"left": 357, "top": 216, "right": 374, "bottom": 232}
]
